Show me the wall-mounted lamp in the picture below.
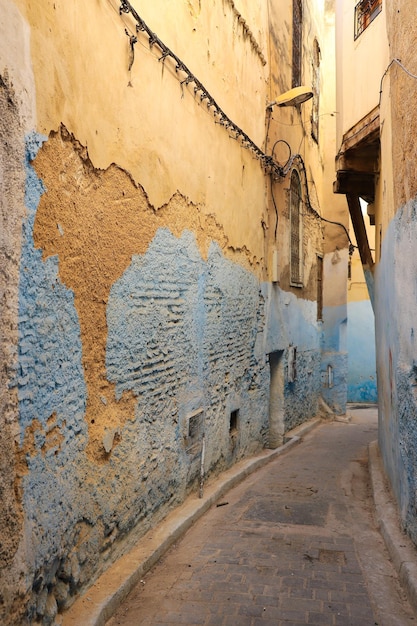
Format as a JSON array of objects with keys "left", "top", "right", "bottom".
[{"left": 267, "top": 86, "right": 313, "bottom": 110}]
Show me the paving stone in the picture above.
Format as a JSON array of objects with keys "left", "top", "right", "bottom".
[{"left": 107, "top": 410, "right": 415, "bottom": 626}]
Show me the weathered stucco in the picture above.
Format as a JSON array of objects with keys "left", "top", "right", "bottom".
[
  {"left": 385, "top": 1, "right": 417, "bottom": 210},
  {"left": 32, "top": 126, "right": 260, "bottom": 461},
  {"left": 0, "top": 69, "right": 27, "bottom": 624},
  {"left": 366, "top": 0, "right": 417, "bottom": 545},
  {"left": 0, "top": 1, "right": 38, "bottom": 622},
  {"left": 376, "top": 198, "right": 417, "bottom": 542},
  {"left": 14, "top": 0, "right": 268, "bottom": 256},
  {"left": 1, "top": 0, "right": 341, "bottom": 622}
]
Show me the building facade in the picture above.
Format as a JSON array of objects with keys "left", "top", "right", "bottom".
[
  {"left": 335, "top": 0, "right": 417, "bottom": 545},
  {"left": 346, "top": 212, "right": 377, "bottom": 404},
  {"left": 1, "top": 1, "right": 340, "bottom": 622}
]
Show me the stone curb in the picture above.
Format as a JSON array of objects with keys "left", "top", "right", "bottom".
[
  {"left": 368, "top": 440, "right": 417, "bottom": 615},
  {"left": 62, "top": 417, "right": 321, "bottom": 626}
]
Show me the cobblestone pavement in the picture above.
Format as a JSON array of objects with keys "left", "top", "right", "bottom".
[{"left": 107, "top": 408, "right": 416, "bottom": 626}]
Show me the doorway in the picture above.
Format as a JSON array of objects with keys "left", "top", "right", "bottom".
[{"left": 268, "top": 350, "right": 285, "bottom": 448}]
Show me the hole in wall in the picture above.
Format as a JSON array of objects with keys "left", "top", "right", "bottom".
[
  {"left": 229, "top": 409, "right": 239, "bottom": 434},
  {"left": 185, "top": 409, "right": 204, "bottom": 454}
]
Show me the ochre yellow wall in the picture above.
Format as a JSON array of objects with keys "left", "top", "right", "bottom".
[
  {"left": 1, "top": 2, "right": 341, "bottom": 623},
  {"left": 336, "top": 0, "right": 389, "bottom": 145},
  {"left": 14, "top": 0, "right": 269, "bottom": 260}
]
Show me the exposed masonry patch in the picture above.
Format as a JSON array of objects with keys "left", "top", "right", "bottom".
[
  {"left": 17, "top": 127, "right": 270, "bottom": 622},
  {"left": 32, "top": 125, "right": 260, "bottom": 462},
  {"left": 0, "top": 71, "right": 28, "bottom": 626}
]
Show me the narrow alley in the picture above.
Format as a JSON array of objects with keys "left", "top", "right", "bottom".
[
  {"left": 4, "top": 2, "right": 417, "bottom": 624},
  {"left": 104, "top": 407, "right": 415, "bottom": 626}
]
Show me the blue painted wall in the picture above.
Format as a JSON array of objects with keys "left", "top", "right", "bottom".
[
  {"left": 261, "top": 283, "right": 322, "bottom": 429},
  {"left": 376, "top": 197, "right": 417, "bottom": 544},
  {"left": 321, "top": 303, "right": 348, "bottom": 415},
  {"left": 347, "top": 299, "right": 377, "bottom": 403},
  {"left": 16, "top": 135, "right": 325, "bottom": 621}
]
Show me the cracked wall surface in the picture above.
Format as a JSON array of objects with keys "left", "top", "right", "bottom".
[
  {"left": 376, "top": 199, "right": 417, "bottom": 544},
  {"left": 371, "top": 0, "right": 417, "bottom": 547},
  {"left": 1, "top": 1, "right": 333, "bottom": 623},
  {"left": 14, "top": 129, "right": 271, "bottom": 622},
  {"left": 32, "top": 127, "right": 260, "bottom": 461}
]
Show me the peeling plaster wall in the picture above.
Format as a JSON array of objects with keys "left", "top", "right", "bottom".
[
  {"left": 6, "top": 126, "right": 325, "bottom": 624},
  {"left": 376, "top": 199, "right": 417, "bottom": 542},
  {"left": 372, "top": 0, "right": 417, "bottom": 546},
  {"left": 262, "top": 283, "right": 322, "bottom": 430},
  {"left": 12, "top": 128, "right": 271, "bottom": 623},
  {"left": 1, "top": 1, "right": 333, "bottom": 622},
  {"left": 0, "top": 1, "right": 39, "bottom": 623},
  {"left": 13, "top": 0, "right": 268, "bottom": 256}
]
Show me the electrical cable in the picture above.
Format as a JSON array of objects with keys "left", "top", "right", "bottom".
[
  {"left": 379, "top": 58, "right": 417, "bottom": 106},
  {"left": 114, "top": 0, "right": 284, "bottom": 179}
]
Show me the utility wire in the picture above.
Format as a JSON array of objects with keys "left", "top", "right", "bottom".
[{"left": 116, "top": 0, "right": 284, "bottom": 179}]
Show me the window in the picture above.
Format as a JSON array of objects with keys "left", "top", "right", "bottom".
[
  {"left": 354, "top": 0, "right": 382, "bottom": 40},
  {"left": 311, "top": 39, "right": 320, "bottom": 143},
  {"left": 292, "top": 0, "right": 302, "bottom": 87},
  {"left": 289, "top": 169, "right": 303, "bottom": 286}
]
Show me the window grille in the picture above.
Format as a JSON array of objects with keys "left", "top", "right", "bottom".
[
  {"left": 354, "top": 0, "right": 382, "bottom": 40},
  {"left": 290, "top": 169, "right": 303, "bottom": 286},
  {"left": 292, "top": 0, "right": 302, "bottom": 87}
]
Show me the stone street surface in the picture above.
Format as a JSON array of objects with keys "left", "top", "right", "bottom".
[{"left": 107, "top": 407, "right": 416, "bottom": 626}]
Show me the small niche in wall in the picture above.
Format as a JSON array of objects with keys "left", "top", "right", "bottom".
[
  {"left": 229, "top": 409, "right": 239, "bottom": 434},
  {"left": 185, "top": 409, "right": 204, "bottom": 454}
]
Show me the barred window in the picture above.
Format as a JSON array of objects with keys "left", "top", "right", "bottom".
[
  {"left": 290, "top": 169, "right": 303, "bottom": 286},
  {"left": 292, "top": 0, "right": 302, "bottom": 87},
  {"left": 354, "top": 0, "right": 382, "bottom": 40}
]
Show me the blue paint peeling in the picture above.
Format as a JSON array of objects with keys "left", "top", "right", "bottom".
[
  {"left": 16, "top": 147, "right": 329, "bottom": 618},
  {"left": 17, "top": 134, "right": 88, "bottom": 584},
  {"left": 17, "top": 133, "right": 87, "bottom": 444},
  {"left": 376, "top": 196, "right": 417, "bottom": 544},
  {"left": 106, "top": 230, "right": 270, "bottom": 473}
]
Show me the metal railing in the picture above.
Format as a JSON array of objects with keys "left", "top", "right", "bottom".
[{"left": 354, "top": 0, "right": 382, "bottom": 40}]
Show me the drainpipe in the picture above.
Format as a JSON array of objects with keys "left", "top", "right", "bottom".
[{"left": 346, "top": 193, "right": 375, "bottom": 311}]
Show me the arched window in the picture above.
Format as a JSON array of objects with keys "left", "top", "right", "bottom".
[{"left": 290, "top": 169, "right": 303, "bottom": 286}]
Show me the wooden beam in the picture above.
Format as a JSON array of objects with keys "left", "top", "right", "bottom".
[
  {"left": 333, "top": 171, "right": 376, "bottom": 200},
  {"left": 346, "top": 193, "right": 374, "bottom": 272},
  {"left": 340, "top": 106, "right": 380, "bottom": 154}
]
